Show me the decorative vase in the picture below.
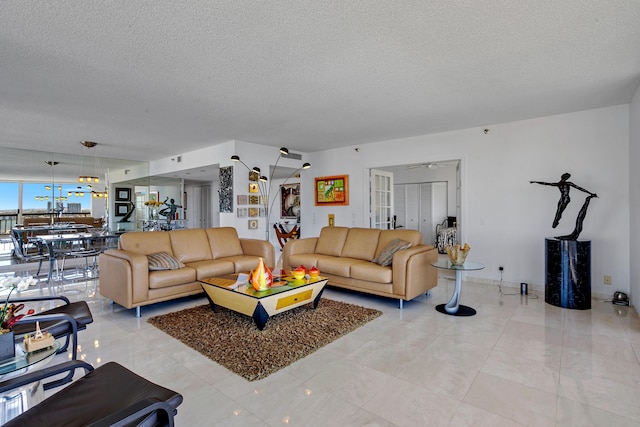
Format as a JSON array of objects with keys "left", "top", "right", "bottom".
[
  {"left": 0, "top": 331, "right": 15, "bottom": 361},
  {"left": 446, "top": 243, "right": 471, "bottom": 266},
  {"left": 251, "top": 258, "right": 273, "bottom": 291}
]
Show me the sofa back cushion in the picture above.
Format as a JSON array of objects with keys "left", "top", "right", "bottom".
[
  {"left": 375, "top": 230, "right": 423, "bottom": 258},
  {"left": 205, "top": 227, "right": 244, "bottom": 259},
  {"left": 315, "top": 226, "right": 349, "bottom": 257},
  {"left": 169, "top": 229, "right": 213, "bottom": 263},
  {"left": 341, "top": 228, "right": 381, "bottom": 261},
  {"left": 119, "top": 231, "right": 173, "bottom": 255}
]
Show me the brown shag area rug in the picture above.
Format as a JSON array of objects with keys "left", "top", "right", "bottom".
[{"left": 148, "top": 299, "right": 382, "bottom": 381}]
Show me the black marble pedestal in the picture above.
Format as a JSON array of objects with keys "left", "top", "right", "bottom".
[{"left": 545, "top": 238, "right": 591, "bottom": 310}]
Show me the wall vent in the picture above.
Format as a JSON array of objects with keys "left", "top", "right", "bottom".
[{"left": 282, "top": 151, "right": 302, "bottom": 160}]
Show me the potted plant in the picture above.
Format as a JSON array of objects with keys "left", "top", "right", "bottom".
[{"left": 0, "top": 276, "right": 37, "bottom": 360}]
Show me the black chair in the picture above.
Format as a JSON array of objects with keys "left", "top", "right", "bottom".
[{"left": 0, "top": 360, "right": 183, "bottom": 427}]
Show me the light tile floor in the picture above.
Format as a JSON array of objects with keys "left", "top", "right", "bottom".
[{"left": 11, "top": 275, "right": 640, "bottom": 426}]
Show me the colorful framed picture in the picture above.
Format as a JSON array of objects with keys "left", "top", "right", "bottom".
[
  {"left": 249, "top": 183, "right": 259, "bottom": 193},
  {"left": 149, "top": 191, "right": 159, "bottom": 203},
  {"left": 315, "top": 175, "right": 349, "bottom": 206}
]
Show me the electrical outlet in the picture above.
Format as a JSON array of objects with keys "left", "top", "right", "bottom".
[{"left": 604, "top": 275, "right": 612, "bottom": 285}]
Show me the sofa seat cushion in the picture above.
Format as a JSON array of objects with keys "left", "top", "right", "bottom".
[
  {"left": 185, "top": 260, "right": 235, "bottom": 280},
  {"left": 351, "top": 262, "right": 393, "bottom": 283},
  {"left": 149, "top": 267, "right": 197, "bottom": 289},
  {"left": 317, "top": 257, "right": 365, "bottom": 277},
  {"left": 287, "top": 254, "right": 321, "bottom": 271},
  {"left": 218, "top": 255, "right": 268, "bottom": 273}
]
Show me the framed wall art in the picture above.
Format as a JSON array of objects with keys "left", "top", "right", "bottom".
[
  {"left": 115, "top": 187, "right": 131, "bottom": 201},
  {"left": 115, "top": 203, "right": 129, "bottom": 216},
  {"left": 219, "top": 166, "right": 233, "bottom": 213},
  {"left": 281, "top": 183, "right": 300, "bottom": 218},
  {"left": 315, "top": 175, "right": 349, "bottom": 206}
]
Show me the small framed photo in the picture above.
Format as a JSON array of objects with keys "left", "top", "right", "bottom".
[
  {"left": 249, "top": 183, "right": 259, "bottom": 193},
  {"left": 237, "top": 195, "right": 248, "bottom": 205},
  {"left": 115, "top": 203, "right": 129, "bottom": 216},
  {"left": 115, "top": 187, "right": 131, "bottom": 201},
  {"left": 248, "top": 219, "right": 258, "bottom": 230}
]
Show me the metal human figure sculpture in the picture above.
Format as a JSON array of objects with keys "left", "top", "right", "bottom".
[
  {"left": 159, "top": 197, "right": 182, "bottom": 226},
  {"left": 530, "top": 173, "right": 598, "bottom": 240}
]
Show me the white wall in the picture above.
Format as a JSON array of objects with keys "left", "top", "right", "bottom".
[
  {"left": 629, "top": 84, "right": 640, "bottom": 314},
  {"left": 300, "top": 105, "right": 630, "bottom": 298}
]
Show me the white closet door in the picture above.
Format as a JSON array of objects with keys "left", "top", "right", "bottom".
[
  {"left": 405, "top": 183, "right": 419, "bottom": 231},
  {"left": 419, "top": 183, "right": 432, "bottom": 243}
]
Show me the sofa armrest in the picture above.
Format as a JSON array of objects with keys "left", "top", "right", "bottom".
[
  {"left": 392, "top": 245, "right": 438, "bottom": 300},
  {"left": 239, "top": 239, "right": 275, "bottom": 268},
  {"left": 99, "top": 249, "right": 150, "bottom": 308},
  {"left": 282, "top": 237, "right": 318, "bottom": 269}
]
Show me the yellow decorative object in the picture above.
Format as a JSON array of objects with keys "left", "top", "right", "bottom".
[
  {"left": 291, "top": 267, "right": 307, "bottom": 280},
  {"left": 251, "top": 258, "right": 273, "bottom": 291},
  {"left": 446, "top": 243, "right": 471, "bottom": 266}
]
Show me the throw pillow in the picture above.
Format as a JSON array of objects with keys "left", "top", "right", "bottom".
[
  {"left": 372, "top": 239, "right": 412, "bottom": 267},
  {"left": 147, "top": 252, "right": 185, "bottom": 271}
]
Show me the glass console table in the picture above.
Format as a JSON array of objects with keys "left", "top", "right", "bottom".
[
  {"left": 0, "top": 342, "right": 60, "bottom": 423},
  {"left": 431, "top": 260, "right": 484, "bottom": 316}
]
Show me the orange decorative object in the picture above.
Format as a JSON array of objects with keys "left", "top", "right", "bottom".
[
  {"left": 308, "top": 266, "right": 320, "bottom": 279},
  {"left": 251, "top": 258, "right": 273, "bottom": 291}
]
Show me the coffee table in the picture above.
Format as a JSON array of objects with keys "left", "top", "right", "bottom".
[{"left": 200, "top": 274, "right": 328, "bottom": 330}]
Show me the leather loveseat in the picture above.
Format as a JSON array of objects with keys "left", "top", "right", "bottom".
[
  {"left": 282, "top": 226, "right": 438, "bottom": 308},
  {"left": 99, "top": 227, "right": 274, "bottom": 316}
]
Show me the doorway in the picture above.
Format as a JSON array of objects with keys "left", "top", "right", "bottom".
[{"left": 373, "top": 160, "right": 461, "bottom": 245}]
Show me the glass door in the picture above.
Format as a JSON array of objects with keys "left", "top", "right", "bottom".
[{"left": 370, "top": 169, "right": 394, "bottom": 230}]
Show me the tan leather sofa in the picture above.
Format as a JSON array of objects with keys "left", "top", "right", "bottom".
[
  {"left": 99, "top": 227, "right": 274, "bottom": 316},
  {"left": 282, "top": 226, "right": 438, "bottom": 308}
]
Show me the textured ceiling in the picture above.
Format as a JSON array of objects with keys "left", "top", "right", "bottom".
[{"left": 1, "top": 1, "right": 640, "bottom": 163}]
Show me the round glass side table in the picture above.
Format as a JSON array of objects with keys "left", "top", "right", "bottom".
[{"left": 431, "top": 260, "right": 484, "bottom": 316}]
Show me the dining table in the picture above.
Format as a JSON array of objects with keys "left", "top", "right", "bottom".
[{"left": 35, "top": 232, "right": 120, "bottom": 283}]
